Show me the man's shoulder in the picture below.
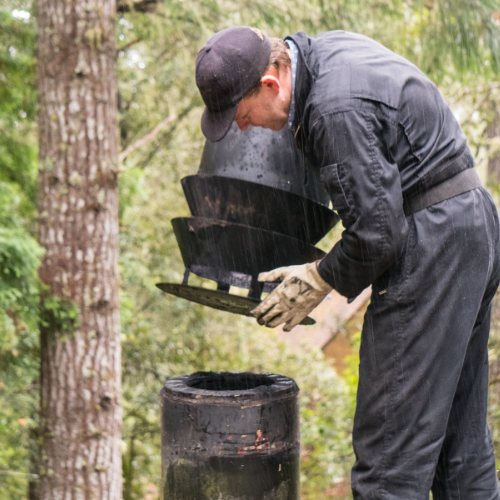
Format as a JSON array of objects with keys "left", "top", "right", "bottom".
[
  {"left": 301, "top": 31, "right": 432, "bottom": 122},
  {"left": 291, "top": 29, "right": 410, "bottom": 64}
]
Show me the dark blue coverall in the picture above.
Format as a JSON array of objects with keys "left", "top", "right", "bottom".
[{"left": 286, "top": 30, "right": 500, "bottom": 499}]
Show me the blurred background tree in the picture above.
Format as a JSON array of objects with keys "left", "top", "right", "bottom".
[
  {"left": 0, "top": 0, "right": 499, "bottom": 498},
  {"left": 35, "top": 0, "right": 123, "bottom": 497}
]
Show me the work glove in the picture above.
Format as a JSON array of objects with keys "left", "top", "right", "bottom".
[{"left": 250, "top": 262, "right": 332, "bottom": 332}]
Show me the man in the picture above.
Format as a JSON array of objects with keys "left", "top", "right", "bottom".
[{"left": 195, "top": 26, "right": 500, "bottom": 499}]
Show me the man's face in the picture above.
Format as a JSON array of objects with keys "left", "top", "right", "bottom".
[
  {"left": 234, "top": 91, "right": 289, "bottom": 132},
  {"left": 234, "top": 66, "right": 292, "bottom": 132}
]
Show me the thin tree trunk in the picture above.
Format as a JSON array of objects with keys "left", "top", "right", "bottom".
[
  {"left": 486, "top": 97, "right": 500, "bottom": 456},
  {"left": 36, "top": 0, "right": 122, "bottom": 498},
  {"left": 28, "top": 382, "right": 40, "bottom": 500},
  {"left": 486, "top": 101, "right": 500, "bottom": 353},
  {"left": 486, "top": 101, "right": 500, "bottom": 186},
  {"left": 123, "top": 426, "right": 137, "bottom": 500}
]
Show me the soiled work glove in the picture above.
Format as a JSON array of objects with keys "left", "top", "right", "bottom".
[{"left": 250, "top": 262, "right": 332, "bottom": 332}]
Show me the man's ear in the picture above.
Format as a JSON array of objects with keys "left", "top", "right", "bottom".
[{"left": 261, "top": 74, "right": 281, "bottom": 94}]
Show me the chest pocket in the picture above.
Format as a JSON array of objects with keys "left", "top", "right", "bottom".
[{"left": 320, "top": 163, "right": 355, "bottom": 226}]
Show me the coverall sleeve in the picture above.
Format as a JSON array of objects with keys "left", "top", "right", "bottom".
[{"left": 313, "top": 109, "right": 409, "bottom": 298}]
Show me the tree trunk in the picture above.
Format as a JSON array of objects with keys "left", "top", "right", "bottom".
[
  {"left": 486, "top": 100, "right": 500, "bottom": 355},
  {"left": 486, "top": 97, "right": 500, "bottom": 455},
  {"left": 36, "top": 0, "right": 122, "bottom": 498},
  {"left": 486, "top": 101, "right": 500, "bottom": 186}
]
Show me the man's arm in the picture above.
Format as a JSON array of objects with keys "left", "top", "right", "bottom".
[{"left": 311, "top": 108, "right": 409, "bottom": 298}]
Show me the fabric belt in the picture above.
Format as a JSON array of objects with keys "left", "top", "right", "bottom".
[{"left": 403, "top": 168, "right": 482, "bottom": 216}]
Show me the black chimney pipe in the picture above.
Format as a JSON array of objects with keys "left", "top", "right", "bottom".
[{"left": 161, "top": 371, "right": 300, "bottom": 500}]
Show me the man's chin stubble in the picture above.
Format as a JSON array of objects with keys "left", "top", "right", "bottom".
[{"left": 270, "top": 115, "right": 289, "bottom": 131}]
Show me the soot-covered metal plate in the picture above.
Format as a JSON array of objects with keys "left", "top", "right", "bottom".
[{"left": 156, "top": 283, "right": 315, "bottom": 326}]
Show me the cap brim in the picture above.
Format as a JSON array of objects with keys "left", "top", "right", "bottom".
[{"left": 201, "top": 105, "right": 238, "bottom": 142}]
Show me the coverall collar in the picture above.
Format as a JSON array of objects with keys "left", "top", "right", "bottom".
[{"left": 284, "top": 32, "right": 315, "bottom": 150}]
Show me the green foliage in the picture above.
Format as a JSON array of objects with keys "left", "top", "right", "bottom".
[
  {"left": 0, "top": 3, "right": 38, "bottom": 209},
  {"left": 421, "top": 0, "right": 500, "bottom": 77},
  {"left": 0, "top": 3, "right": 41, "bottom": 499},
  {"left": 0, "top": 223, "right": 41, "bottom": 500},
  {"left": 1, "top": 0, "right": 500, "bottom": 498},
  {"left": 0, "top": 227, "right": 42, "bottom": 310},
  {"left": 39, "top": 295, "right": 81, "bottom": 338},
  {"left": 342, "top": 331, "right": 362, "bottom": 419},
  {"left": 0, "top": 222, "right": 41, "bottom": 500},
  {"left": 0, "top": 0, "right": 40, "bottom": 336}
]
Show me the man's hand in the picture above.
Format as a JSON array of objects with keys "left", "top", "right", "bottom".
[{"left": 250, "top": 262, "right": 332, "bottom": 332}]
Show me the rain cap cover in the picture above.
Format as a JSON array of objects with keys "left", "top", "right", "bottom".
[{"left": 196, "top": 26, "right": 272, "bottom": 142}]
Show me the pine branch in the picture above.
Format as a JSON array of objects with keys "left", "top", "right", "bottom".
[
  {"left": 117, "top": 38, "right": 143, "bottom": 54},
  {"left": 117, "top": 0, "right": 157, "bottom": 13},
  {"left": 0, "top": 470, "right": 39, "bottom": 479},
  {"left": 138, "top": 101, "right": 198, "bottom": 169},
  {"left": 119, "top": 114, "right": 177, "bottom": 163}
]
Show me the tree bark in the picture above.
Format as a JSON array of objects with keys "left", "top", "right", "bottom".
[
  {"left": 486, "top": 100, "right": 500, "bottom": 354},
  {"left": 486, "top": 96, "right": 500, "bottom": 456},
  {"left": 486, "top": 99, "right": 500, "bottom": 186},
  {"left": 36, "top": 0, "right": 122, "bottom": 498}
]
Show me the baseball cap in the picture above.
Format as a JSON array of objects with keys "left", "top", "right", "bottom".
[{"left": 196, "top": 26, "right": 271, "bottom": 142}]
